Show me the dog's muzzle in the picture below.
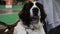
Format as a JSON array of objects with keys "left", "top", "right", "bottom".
[{"left": 31, "top": 8, "right": 39, "bottom": 22}]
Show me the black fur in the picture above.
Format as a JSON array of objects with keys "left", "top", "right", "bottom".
[{"left": 18, "top": 2, "right": 46, "bottom": 27}]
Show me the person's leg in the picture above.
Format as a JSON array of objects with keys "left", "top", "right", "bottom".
[{"left": 48, "top": 25, "right": 60, "bottom": 34}]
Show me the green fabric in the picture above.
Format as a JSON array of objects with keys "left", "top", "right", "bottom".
[
  {"left": 0, "top": 5, "right": 23, "bottom": 24},
  {"left": 0, "top": 13, "right": 19, "bottom": 24}
]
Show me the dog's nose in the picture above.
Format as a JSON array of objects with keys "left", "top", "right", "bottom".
[{"left": 32, "top": 8, "right": 38, "bottom": 16}]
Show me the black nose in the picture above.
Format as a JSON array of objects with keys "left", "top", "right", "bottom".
[{"left": 32, "top": 8, "right": 38, "bottom": 16}]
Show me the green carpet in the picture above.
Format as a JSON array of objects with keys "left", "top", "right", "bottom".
[{"left": 0, "top": 13, "right": 19, "bottom": 24}]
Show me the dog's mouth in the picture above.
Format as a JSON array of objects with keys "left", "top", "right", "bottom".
[{"left": 31, "top": 16, "right": 39, "bottom": 24}]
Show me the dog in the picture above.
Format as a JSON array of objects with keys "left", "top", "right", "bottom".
[
  {"left": 13, "top": 1, "right": 46, "bottom": 34},
  {"left": 2, "top": 1, "right": 46, "bottom": 34}
]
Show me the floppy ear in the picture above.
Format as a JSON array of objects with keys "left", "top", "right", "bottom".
[
  {"left": 40, "top": 4, "right": 46, "bottom": 23},
  {"left": 18, "top": 3, "right": 29, "bottom": 21},
  {"left": 18, "top": 2, "right": 33, "bottom": 20},
  {"left": 36, "top": 2, "right": 47, "bottom": 23},
  {"left": 18, "top": 10, "right": 26, "bottom": 21},
  {"left": 18, "top": 10, "right": 31, "bottom": 26},
  {"left": 18, "top": 2, "right": 33, "bottom": 26}
]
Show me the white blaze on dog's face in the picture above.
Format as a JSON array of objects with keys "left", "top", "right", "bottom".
[
  {"left": 30, "top": 1, "right": 40, "bottom": 17},
  {"left": 30, "top": 1, "right": 41, "bottom": 25}
]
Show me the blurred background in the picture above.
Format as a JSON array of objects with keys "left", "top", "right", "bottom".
[
  {"left": 0, "top": 0, "right": 60, "bottom": 34},
  {"left": 0, "top": 0, "right": 27, "bottom": 24}
]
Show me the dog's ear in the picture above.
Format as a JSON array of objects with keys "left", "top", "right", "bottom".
[
  {"left": 18, "top": 3, "right": 28, "bottom": 20},
  {"left": 18, "top": 2, "right": 33, "bottom": 19},
  {"left": 18, "top": 3, "right": 33, "bottom": 26},
  {"left": 18, "top": 10, "right": 31, "bottom": 26},
  {"left": 36, "top": 2, "right": 47, "bottom": 23},
  {"left": 18, "top": 10, "right": 26, "bottom": 21}
]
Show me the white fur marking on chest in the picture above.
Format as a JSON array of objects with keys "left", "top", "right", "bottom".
[
  {"left": 13, "top": 21, "right": 26, "bottom": 34},
  {"left": 13, "top": 20, "right": 45, "bottom": 34}
]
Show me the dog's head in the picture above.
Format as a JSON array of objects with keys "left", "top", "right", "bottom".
[{"left": 18, "top": 1, "right": 46, "bottom": 27}]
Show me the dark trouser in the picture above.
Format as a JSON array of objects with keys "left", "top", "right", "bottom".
[{"left": 48, "top": 25, "right": 60, "bottom": 34}]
